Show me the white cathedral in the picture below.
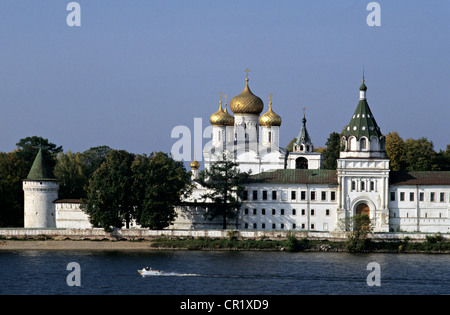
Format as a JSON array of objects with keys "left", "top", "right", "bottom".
[
  {"left": 22, "top": 71, "right": 450, "bottom": 234},
  {"left": 175, "top": 72, "right": 450, "bottom": 233}
]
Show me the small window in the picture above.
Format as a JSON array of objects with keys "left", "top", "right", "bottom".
[
  {"left": 331, "top": 191, "right": 336, "bottom": 201},
  {"left": 244, "top": 208, "right": 248, "bottom": 215},
  {"left": 430, "top": 192, "right": 435, "bottom": 202},
  {"left": 440, "top": 192, "right": 445, "bottom": 202},
  {"left": 301, "top": 209, "right": 306, "bottom": 216},
  {"left": 326, "top": 209, "right": 330, "bottom": 216},
  {"left": 244, "top": 223, "right": 248, "bottom": 229},
  {"left": 280, "top": 223, "right": 284, "bottom": 229},
  {"left": 272, "top": 191, "right": 277, "bottom": 200},
  {"left": 370, "top": 181, "right": 375, "bottom": 191},
  {"left": 291, "top": 191, "right": 296, "bottom": 200},
  {"left": 419, "top": 192, "right": 424, "bottom": 201},
  {"left": 272, "top": 209, "right": 276, "bottom": 215},
  {"left": 261, "top": 223, "right": 266, "bottom": 229},
  {"left": 253, "top": 209, "right": 257, "bottom": 215},
  {"left": 272, "top": 223, "right": 276, "bottom": 229},
  {"left": 311, "top": 191, "right": 316, "bottom": 200},
  {"left": 410, "top": 192, "right": 414, "bottom": 202},
  {"left": 321, "top": 191, "right": 326, "bottom": 201},
  {"left": 301, "top": 191, "right": 306, "bottom": 200},
  {"left": 360, "top": 138, "right": 367, "bottom": 150},
  {"left": 262, "top": 191, "right": 267, "bottom": 200},
  {"left": 253, "top": 191, "right": 258, "bottom": 200},
  {"left": 311, "top": 209, "right": 315, "bottom": 216},
  {"left": 311, "top": 224, "right": 315, "bottom": 230},
  {"left": 243, "top": 190, "right": 248, "bottom": 200},
  {"left": 301, "top": 223, "right": 305, "bottom": 229},
  {"left": 280, "top": 209, "right": 284, "bottom": 215},
  {"left": 261, "top": 208, "right": 266, "bottom": 215},
  {"left": 292, "top": 209, "right": 296, "bottom": 215},
  {"left": 400, "top": 192, "right": 405, "bottom": 201},
  {"left": 253, "top": 223, "right": 257, "bottom": 229},
  {"left": 351, "top": 181, "right": 356, "bottom": 191},
  {"left": 293, "top": 223, "right": 296, "bottom": 229},
  {"left": 390, "top": 192, "right": 396, "bottom": 201},
  {"left": 361, "top": 181, "right": 365, "bottom": 191}
]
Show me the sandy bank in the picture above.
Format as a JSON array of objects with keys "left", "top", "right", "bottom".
[{"left": 0, "top": 240, "right": 155, "bottom": 250}]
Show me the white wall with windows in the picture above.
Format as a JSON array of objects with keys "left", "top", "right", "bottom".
[
  {"left": 389, "top": 185, "right": 450, "bottom": 233},
  {"left": 239, "top": 183, "right": 338, "bottom": 232}
]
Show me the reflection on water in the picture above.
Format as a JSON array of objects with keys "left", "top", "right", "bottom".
[{"left": 0, "top": 250, "right": 449, "bottom": 295}]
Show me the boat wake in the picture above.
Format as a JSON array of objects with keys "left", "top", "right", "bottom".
[{"left": 138, "top": 268, "right": 200, "bottom": 277}]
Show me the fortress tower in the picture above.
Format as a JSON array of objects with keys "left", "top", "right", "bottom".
[{"left": 23, "top": 148, "right": 59, "bottom": 228}]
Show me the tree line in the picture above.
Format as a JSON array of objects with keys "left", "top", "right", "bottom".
[
  {"left": 318, "top": 131, "right": 450, "bottom": 171},
  {"left": 0, "top": 136, "right": 192, "bottom": 230}
]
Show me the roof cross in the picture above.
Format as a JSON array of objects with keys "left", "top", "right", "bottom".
[{"left": 244, "top": 68, "right": 250, "bottom": 79}]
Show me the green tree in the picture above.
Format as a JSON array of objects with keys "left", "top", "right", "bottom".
[
  {"left": 198, "top": 153, "right": 250, "bottom": 229},
  {"left": 385, "top": 131, "right": 406, "bottom": 171},
  {"left": 81, "top": 150, "right": 136, "bottom": 231},
  {"left": 132, "top": 152, "right": 192, "bottom": 229},
  {"left": 404, "top": 137, "right": 438, "bottom": 171},
  {"left": 81, "top": 145, "right": 112, "bottom": 179},
  {"left": 339, "top": 214, "right": 374, "bottom": 252},
  {"left": 54, "top": 151, "right": 87, "bottom": 199},
  {"left": 15, "top": 136, "right": 63, "bottom": 169},
  {"left": 322, "top": 132, "right": 341, "bottom": 170},
  {"left": 0, "top": 152, "right": 29, "bottom": 227}
]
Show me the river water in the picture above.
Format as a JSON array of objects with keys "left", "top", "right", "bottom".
[{"left": 0, "top": 250, "right": 449, "bottom": 295}]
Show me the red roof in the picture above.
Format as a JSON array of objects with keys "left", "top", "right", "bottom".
[{"left": 390, "top": 171, "right": 450, "bottom": 186}]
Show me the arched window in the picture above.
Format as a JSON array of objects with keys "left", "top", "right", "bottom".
[
  {"left": 360, "top": 137, "right": 367, "bottom": 150},
  {"left": 295, "top": 157, "right": 308, "bottom": 169}
]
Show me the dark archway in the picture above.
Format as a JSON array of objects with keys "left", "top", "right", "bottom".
[
  {"left": 356, "top": 203, "right": 370, "bottom": 216},
  {"left": 295, "top": 157, "right": 308, "bottom": 169}
]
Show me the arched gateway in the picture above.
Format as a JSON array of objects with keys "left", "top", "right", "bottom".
[{"left": 356, "top": 203, "right": 370, "bottom": 216}]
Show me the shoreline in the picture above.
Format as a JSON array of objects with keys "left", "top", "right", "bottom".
[
  {"left": 1, "top": 238, "right": 449, "bottom": 254},
  {"left": 0, "top": 239, "right": 155, "bottom": 251}
]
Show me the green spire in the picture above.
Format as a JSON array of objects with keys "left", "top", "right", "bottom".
[
  {"left": 295, "top": 113, "right": 311, "bottom": 147},
  {"left": 26, "top": 148, "right": 57, "bottom": 180},
  {"left": 343, "top": 81, "right": 382, "bottom": 140}
]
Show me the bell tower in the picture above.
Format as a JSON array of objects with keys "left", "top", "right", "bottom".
[{"left": 336, "top": 73, "right": 390, "bottom": 232}]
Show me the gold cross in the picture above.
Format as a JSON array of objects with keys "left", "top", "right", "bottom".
[
  {"left": 244, "top": 68, "right": 250, "bottom": 79},
  {"left": 302, "top": 107, "right": 306, "bottom": 117},
  {"left": 268, "top": 93, "right": 273, "bottom": 103}
]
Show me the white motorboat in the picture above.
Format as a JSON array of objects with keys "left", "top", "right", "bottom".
[{"left": 138, "top": 267, "right": 163, "bottom": 276}]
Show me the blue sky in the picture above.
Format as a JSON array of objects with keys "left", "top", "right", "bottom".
[{"left": 0, "top": 0, "right": 449, "bottom": 163}]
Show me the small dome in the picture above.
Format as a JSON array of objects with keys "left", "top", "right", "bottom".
[
  {"left": 190, "top": 159, "right": 200, "bottom": 170},
  {"left": 230, "top": 78, "right": 264, "bottom": 115},
  {"left": 209, "top": 101, "right": 234, "bottom": 126},
  {"left": 360, "top": 82, "right": 367, "bottom": 91},
  {"left": 259, "top": 100, "right": 282, "bottom": 127}
]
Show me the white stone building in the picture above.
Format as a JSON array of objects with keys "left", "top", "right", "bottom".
[
  {"left": 22, "top": 72, "right": 450, "bottom": 234},
  {"left": 180, "top": 73, "right": 450, "bottom": 234}
]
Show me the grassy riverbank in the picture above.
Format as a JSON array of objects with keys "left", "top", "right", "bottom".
[
  {"left": 149, "top": 234, "right": 450, "bottom": 253},
  {"left": 1, "top": 234, "right": 449, "bottom": 253}
]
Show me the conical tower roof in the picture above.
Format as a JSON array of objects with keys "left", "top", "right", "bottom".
[
  {"left": 26, "top": 148, "right": 57, "bottom": 181},
  {"left": 295, "top": 113, "right": 311, "bottom": 146},
  {"left": 343, "top": 79, "right": 382, "bottom": 140}
]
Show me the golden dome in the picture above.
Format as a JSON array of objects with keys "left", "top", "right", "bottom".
[
  {"left": 190, "top": 159, "right": 200, "bottom": 170},
  {"left": 259, "top": 94, "right": 282, "bottom": 127},
  {"left": 230, "top": 78, "right": 264, "bottom": 115},
  {"left": 209, "top": 100, "right": 234, "bottom": 126}
]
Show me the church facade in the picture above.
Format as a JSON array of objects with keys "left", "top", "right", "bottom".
[
  {"left": 22, "top": 71, "right": 450, "bottom": 234},
  {"left": 178, "top": 72, "right": 450, "bottom": 234}
]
